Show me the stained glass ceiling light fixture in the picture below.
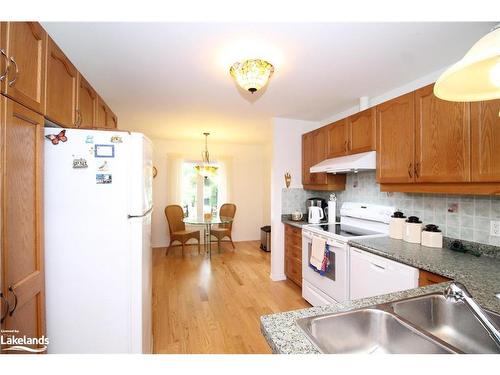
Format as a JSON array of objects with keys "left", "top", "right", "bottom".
[
  {"left": 229, "top": 59, "right": 274, "bottom": 93},
  {"left": 194, "top": 133, "right": 218, "bottom": 178}
]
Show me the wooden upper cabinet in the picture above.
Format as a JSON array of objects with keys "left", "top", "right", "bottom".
[
  {"left": 77, "top": 74, "right": 97, "bottom": 129},
  {"left": 0, "top": 96, "right": 45, "bottom": 349},
  {"left": 348, "top": 107, "right": 376, "bottom": 154},
  {"left": 311, "top": 128, "right": 329, "bottom": 184},
  {"left": 376, "top": 92, "right": 415, "bottom": 183},
  {"left": 95, "top": 96, "right": 108, "bottom": 128},
  {"left": 0, "top": 22, "right": 47, "bottom": 114},
  {"left": 106, "top": 107, "right": 118, "bottom": 129},
  {"left": 302, "top": 132, "right": 314, "bottom": 185},
  {"left": 414, "top": 84, "right": 470, "bottom": 183},
  {"left": 45, "top": 37, "right": 78, "bottom": 127},
  {"left": 471, "top": 99, "right": 500, "bottom": 182},
  {"left": 327, "top": 119, "right": 348, "bottom": 158}
]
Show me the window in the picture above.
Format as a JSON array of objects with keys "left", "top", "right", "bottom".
[{"left": 181, "top": 161, "right": 220, "bottom": 218}]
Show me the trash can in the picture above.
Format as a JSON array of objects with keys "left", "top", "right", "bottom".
[{"left": 260, "top": 225, "right": 271, "bottom": 252}]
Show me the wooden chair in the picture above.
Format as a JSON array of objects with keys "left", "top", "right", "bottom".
[
  {"left": 210, "top": 203, "right": 237, "bottom": 252},
  {"left": 165, "top": 205, "right": 200, "bottom": 256}
]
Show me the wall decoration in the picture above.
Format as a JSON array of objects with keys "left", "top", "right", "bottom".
[
  {"left": 72, "top": 157, "right": 88, "bottom": 169},
  {"left": 95, "top": 144, "right": 115, "bottom": 158},
  {"left": 152, "top": 166, "right": 158, "bottom": 178},
  {"left": 110, "top": 135, "right": 123, "bottom": 143},
  {"left": 45, "top": 130, "right": 68, "bottom": 145},
  {"left": 96, "top": 174, "right": 112, "bottom": 184},
  {"left": 284, "top": 171, "right": 291, "bottom": 188},
  {"left": 85, "top": 135, "right": 94, "bottom": 144},
  {"left": 98, "top": 161, "right": 109, "bottom": 172}
]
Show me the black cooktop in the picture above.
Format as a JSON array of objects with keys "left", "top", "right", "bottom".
[{"left": 316, "top": 224, "right": 380, "bottom": 237}]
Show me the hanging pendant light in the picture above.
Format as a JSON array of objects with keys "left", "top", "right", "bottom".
[
  {"left": 194, "top": 133, "right": 218, "bottom": 178},
  {"left": 230, "top": 59, "right": 274, "bottom": 93},
  {"left": 434, "top": 24, "right": 500, "bottom": 102}
]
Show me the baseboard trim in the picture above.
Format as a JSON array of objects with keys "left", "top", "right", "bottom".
[{"left": 270, "top": 273, "right": 287, "bottom": 281}]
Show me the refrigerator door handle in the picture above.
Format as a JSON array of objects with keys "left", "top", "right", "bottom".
[{"left": 128, "top": 207, "right": 153, "bottom": 218}]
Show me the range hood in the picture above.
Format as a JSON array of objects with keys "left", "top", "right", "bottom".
[{"left": 310, "top": 151, "right": 376, "bottom": 174}]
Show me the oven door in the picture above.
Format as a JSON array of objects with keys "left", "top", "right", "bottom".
[{"left": 302, "top": 231, "right": 348, "bottom": 302}]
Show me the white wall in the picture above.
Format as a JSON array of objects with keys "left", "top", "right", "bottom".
[
  {"left": 151, "top": 138, "right": 271, "bottom": 248},
  {"left": 270, "top": 118, "right": 318, "bottom": 280}
]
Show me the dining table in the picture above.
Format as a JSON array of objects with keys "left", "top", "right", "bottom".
[{"left": 183, "top": 215, "right": 234, "bottom": 258}]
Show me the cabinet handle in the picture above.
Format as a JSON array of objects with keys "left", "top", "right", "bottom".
[
  {"left": 8, "top": 286, "right": 17, "bottom": 317},
  {"left": 0, "top": 49, "right": 9, "bottom": 82},
  {"left": 7, "top": 56, "right": 18, "bottom": 87},
  {"left": 0, "top": 292, "right": 9, "bottom": 324},
  {"left": 415, "top": 162, "right": 420, "bottom": 178},
  {"left": 408, "top": 162, "right": 413, "bottom": 178},
  {"left": 344, "top": 140, "right": 348, "bottom": 152}
]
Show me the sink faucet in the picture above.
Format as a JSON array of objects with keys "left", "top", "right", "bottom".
[{"left": 444, "top": 282, "right": 500, "bottom": 349}]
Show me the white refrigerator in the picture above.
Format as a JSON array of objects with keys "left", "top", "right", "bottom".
[{"left": 44, "top": 128, "right": 153, "bottom": 353}]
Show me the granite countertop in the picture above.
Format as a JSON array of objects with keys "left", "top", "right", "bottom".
[{"left": 261, "top": 235, "right": 500, "bottom": 354}]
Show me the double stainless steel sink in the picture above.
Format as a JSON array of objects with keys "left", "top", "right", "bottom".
[{"left": 297, "top": 293, "right": 500, "bottom": 354}]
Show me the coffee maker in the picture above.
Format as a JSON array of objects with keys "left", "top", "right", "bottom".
[{"left": 306, "top": 197, "right": 327, "bottom": 223}]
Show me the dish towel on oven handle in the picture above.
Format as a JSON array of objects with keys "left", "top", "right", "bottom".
[
  {"left": 310, "top": 236, "right": 326, "bottom": 269},
  {"left": 309, "top": 237, "right": 331, "bottom": 275}
]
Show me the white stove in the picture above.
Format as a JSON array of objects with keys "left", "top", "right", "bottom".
[{"left": 301, "top": 202, "right": 394, "bottom": 307}]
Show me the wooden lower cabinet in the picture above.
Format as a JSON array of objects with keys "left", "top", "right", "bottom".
[
  {"left": 418, "top": 269, "right": 451, "bottom": 287},
  {"left": 284, "top": 224, "right": 302, "bottom": 287},
  {"left": 0, "top": 96, "right": 46, "bottom": 353}
]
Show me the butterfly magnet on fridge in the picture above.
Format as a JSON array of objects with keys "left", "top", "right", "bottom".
[{"left": 45, "top": 130, "right": 68, "bottom": 145}]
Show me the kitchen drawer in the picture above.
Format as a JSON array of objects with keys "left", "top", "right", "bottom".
[
  {"left": 285, "top": 224, "right": 302, "bottom": 237},
  {"left": 285, "top": 232, "right": 302, "bottom": 250},
  {"left": 285, "top": 257, "right": 302, "bottom": 287},
  {"left": 285, "top": 243, "right": 302, "bottom": 261}
]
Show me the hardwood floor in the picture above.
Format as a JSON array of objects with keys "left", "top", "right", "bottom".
[{"left": 152, "top": 240, "right": 310, "bottom": 354}]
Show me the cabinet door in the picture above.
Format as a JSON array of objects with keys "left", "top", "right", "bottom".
[
  {"left": 106, "top": 106, "right": 118, "bottom": 129},
  {"left": 326, "top": 119, "right": 347, "bottom": 158},
  {"left": 1, "top": 22, "right": 46, "bottom": 114},
  {"left": 415, "top": 84, "right": 470, "bottom": 182},
  {"left": 302, "top": 132, "right": 314, "bottom": 185},
  {"left": 45, "top": 37, "right": 78, "bottom": 127},
  {"left": 347, "top": 108, "right": 375, "bottom": 154},
  {"left": 77, "top": 74, "right": 97, "bottom": 129},
  {"left": 471, "top": 99, "right": 500, "bottom": 182},
  {"left": 95, "top": 96, "right": 108, "bottom": 128},
  {"left": 1, "top": 97, "right": 45, "bottom": 351},
  {"left": 311, "top": 128, "right": 328, "bottom": 185},
  {"left": 376, "top": 92, "right": 415, "bottom": 183}
]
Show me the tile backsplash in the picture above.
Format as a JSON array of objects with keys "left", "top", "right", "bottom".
[{"left": 282, "top": 171, "right": 500, "bottom": 247}]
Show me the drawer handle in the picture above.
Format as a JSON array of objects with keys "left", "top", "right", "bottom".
[
  {"left": 370, "top": 262, "right": 386, "bottom": 271},
  {"left": 8, "top": 56, "right": 18, "bottom": 87}
]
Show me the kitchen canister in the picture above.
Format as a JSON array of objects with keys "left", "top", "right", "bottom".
[
  {"left": 403, "top": 216, "right": 423, "bottom": 244},
  {"left": 389, "top": 211, "right": 406, "bottom": 239},
  {"left": 421, "top": 224, "right": 443, "bottom": 248}
]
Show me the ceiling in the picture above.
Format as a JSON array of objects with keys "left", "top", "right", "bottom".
[{"left": 42, "top": 22, "right": 495, "bottom": 144}]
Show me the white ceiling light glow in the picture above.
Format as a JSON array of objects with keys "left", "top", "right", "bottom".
[{"left": 434, "top": 24, "right": 500, "bottom": 102}]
